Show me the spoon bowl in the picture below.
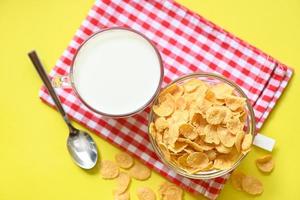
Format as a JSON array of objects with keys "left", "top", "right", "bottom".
[{"left": 67, "top": 131, "right": 98, "bottom": 169}]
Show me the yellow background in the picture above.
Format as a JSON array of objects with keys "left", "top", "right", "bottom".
[{"left": 0, "top": 0, "right": 299, "bottom": 199}]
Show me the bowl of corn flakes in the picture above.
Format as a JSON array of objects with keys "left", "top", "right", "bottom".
[{"left": 148, "top": 73, "right": 256, "bottom": 179}]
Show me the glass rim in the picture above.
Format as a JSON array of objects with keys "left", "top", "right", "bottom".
[
  {"left": 148, "top": 72, "right": 256, "bottom": 179},
  {"left": 69, "top": 27, "right": 164, "bottom": 118}
]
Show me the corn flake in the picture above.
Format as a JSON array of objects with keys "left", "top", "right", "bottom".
[
  {"left": 177, "top": 138, "right": 205, "bottom": 152},
  {"left": 226, "top": 117, "right": 243, "bottom": 135},
  {"left": 159, "top": 84, "right": 183, "bottom": 103},
  {"left": 129, "top": 162, "right": 151, "bottom": 181},
  {"left": 191, "top": 112, "right": 207, "bottom": 127},
  {"left": 215, "top": 144, "right": 232, "bottom": 154},
  {"left": 217, "top": 126, "right": 235, "bottom": 147},
  {"left": 115, "top": 152, "right": 134, "bottom": 169},
  {"left": 203, "top": 125, "right": 220, "bottom": 145},
  {"left": 115, "top": 172, "right": 131, "bottom": 194},
  {"left": 241, "top": 175, "right": 264, "bottom": 195},
  {"left": 169, "top": 140, "right": 188, "bottom": 154},
  {"left": 158, "top": 142, "right": 171, "bottom": 161},
  {"left": 183, "top": 78, "right": 205, "bottom": 93},
  {"left": 210, "top": 83, "right": 234, "bottom": 99},
  {"left": 194, "top": 138, "right": 215, "bottom": 150},
  {"left": 153, "top": 98, "right": 175, "bottom": 117},
  {"left": 186, "top": 152, "right": 209, "bottom": 169},
  {"left": 101, "top": 160, "right": 119, "bottom": 179},
  {"left": 136, "top": 187, "right": 156, "bottom": 200},
  {"left": 175, "top": 96, "right": 187, "bottom": 110},
  {"left": 114, "top": 191, "right": 130, "bottom": 200},
  {"left": 205, "top": 106, "right": 228, "bottom": 125},
  {"left": 225, "top": 95, "right": 246, "bottom": 111},
  {"left": 177, "top": 153, "right": 190, "bottom": 169},
  {"left": 235, "top": 131, "right": 245, "bottom": 152},
  {"left": 179, "top": 123, "right": 198, "bottom": 140},
  {"left": 256, "top": 154, "right": 274, "bottom": 173},
  {"left": 205, "top": 150, "right": 217, "bottom": 160},
  {"left": 149, "top": 122, "right": 157, "bottom": 139},
  {"left": 241, "top": 134, "right": 253, "bottom": 151},
  {"left": 155, "top": 117, "right": 169, "bottom": 132},
  {"left": 231, "top": 171, "right": 246, "bottom": 191},
  {"left": 159, "top": 182, "right": 183, "bottom": 200}
]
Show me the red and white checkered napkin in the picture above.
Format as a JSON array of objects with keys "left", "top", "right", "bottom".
[{"left": 39, "top": 0, "right": 293, "bottom": 199}]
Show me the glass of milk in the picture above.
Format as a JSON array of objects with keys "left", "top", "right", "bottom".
[{"left": 54, "top": 28, "right": 164, "bottom": 117}]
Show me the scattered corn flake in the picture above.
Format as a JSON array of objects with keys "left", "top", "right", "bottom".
[
  {"left": 225, "top": 95, "right": 246, "bottom": 111},
  {"left": 115, "top": 152, "right": 134, "bottom": 169},
  {"left": 159, "top": 182, "right": 183, "bottom": 200},
  {"left": 136, "top": 187, "right": 156, "bottom": 200},
  {"left": 210, "top": 83, "right": 234, "bottom": 99},
  {"left": 114, "top": 191, "right": 130, "bottom": 200},
  {"left": 129, "top": 162, "right": 151, "bottom": 181},
  {"left": 179, "top": 123, "right": 198, "bottom": 140},
  {"left": 241, "top": 175, "right": 264, "bottom": 195},
  {"left": 231, "top": 171, "right": 246, "bottom": 191},
  {"left": 217, "top": 126, "right": 235, "bottom": 147},
  {"left": 186, "top": 152, "right": 209, "bottom": 169},
  {"left": 115, "top": 172, "right": 131, "bottom": 194},
  {"left": 256, "top": 154, "right": 274, "bottom": 173},
  {"left": 100, "top": 160, "right": 119, "bottom": 179},
  {"left": 241, "top": 134, "right": 253, "bottom": 151},
  {"left": 154, "top": 117, "right": 168, "bottom": 132}
]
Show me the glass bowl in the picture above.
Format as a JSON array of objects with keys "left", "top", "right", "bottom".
[{"left": 148, "top": 72, "right": 256, "bottom": 179}]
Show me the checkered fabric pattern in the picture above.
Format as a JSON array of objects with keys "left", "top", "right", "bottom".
[{"left": 39, "top": 0, "right": 293, "bottom": 199}]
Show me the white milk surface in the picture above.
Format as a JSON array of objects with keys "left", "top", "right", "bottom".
[{"left": 72, "top": 29, "right": 162, "bottom": 116}]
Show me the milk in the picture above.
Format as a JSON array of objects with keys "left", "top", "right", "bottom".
[{"left": 72, "top": 29, "right": 162, "bottom": 116}]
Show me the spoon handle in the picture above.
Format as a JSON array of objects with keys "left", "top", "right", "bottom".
[{"left": 28, "top": 51, "right": 71, "bottom": 126}]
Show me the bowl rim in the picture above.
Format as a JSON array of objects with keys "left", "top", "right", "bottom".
[
  {"left": 69, "top": 27, "right": 164, "bottom": 118},
  {"left": 148, "top": 72, "right": 256, "bottom": 179}
]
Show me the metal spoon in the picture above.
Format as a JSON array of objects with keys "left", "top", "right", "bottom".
[{"left": 28, "top": 51, "right": 98, "bottom": 169}]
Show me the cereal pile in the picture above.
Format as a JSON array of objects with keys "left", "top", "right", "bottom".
[
  {"left": 230, "top": 154, "right": 275, "bottom": 196},
  {"left": 100, "top": 152, "right": 183, "bottom": 200},
  {"left": 149, "top": 78, "right": 253, "bottom": 173}
]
